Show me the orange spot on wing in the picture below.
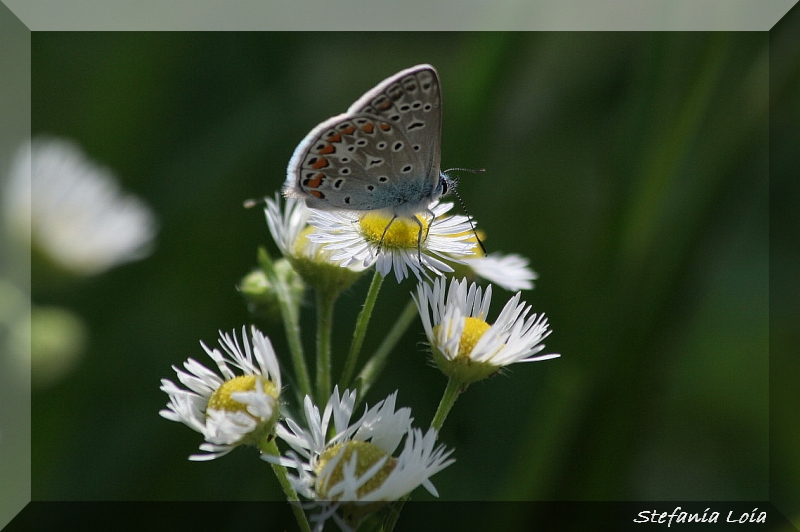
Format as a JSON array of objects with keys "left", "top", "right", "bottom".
[
  {"left": 311, "top": 157, "right": 329, "bottom": 169},
  {"left": 379, "top": 123, "right": 391, "bottom": 131},
  {"left": 340, "top": 125, "right": 356, "bottom": 135},
  {"left": 303, "top": 174, "right": 324, "bottom": 188},
  {"left": 310, "top": 190, "right": 325, "bottom": 199},
  {"left": 318, "top": 144, "right": 335, "bottom": 154},
  {"left": 361, "top": 122, "right": 375, "bottom": 134}
]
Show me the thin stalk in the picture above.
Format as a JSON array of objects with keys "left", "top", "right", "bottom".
[
  {"left": 260, "top": 438, "right": 311, "bottom": 532},
  {"left": 257, "top": 248, "right": 312, "bottom": 400},
  {"left": 338, "top": 270, "right": 384, "bottom": 390},
  {"left": 355, "top": 298, "right": 418, "bottom": 402},
  {"left": 431, "top": 377, "right": 465, "bottom": 433},
  {"left": 380, "top": 496, "right": 409, "bottom": 532},
  {"left": 315, "top": 290, "right": 336, "bottom": 406}
]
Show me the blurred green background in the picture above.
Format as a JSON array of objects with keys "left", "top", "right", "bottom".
[{"left": 24, "top": 26, "right": 795, "bottom": 526}]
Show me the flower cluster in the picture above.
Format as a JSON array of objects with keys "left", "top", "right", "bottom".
[{"left": 160, "top": 188, "right": 558, "bottom": 531}]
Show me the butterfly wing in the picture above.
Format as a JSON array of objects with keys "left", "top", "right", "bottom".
[
  {"left": 285, "top": 65, "right": 442, "bottom": 213},
  {"left": 348, "top": 64, "right": 442, "bottom": 185}
]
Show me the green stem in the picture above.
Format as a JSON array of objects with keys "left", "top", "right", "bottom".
[
  {"left": 257, "top": 248, "right": 312, "bottom": 401},
  {"left": 338, "top": 270, "right": 384, "bottom": 391},
  {"left": 431, "top": 377, "right": 465, "bottom": 433},
  {"left": 315, "top": 290, "right": 336, "bottom": 406},
  {"left": 260, "top": 438, "right": 311, "bottom": 532},
  {"left": 380, "top": 496, "right": 408, "bottom": 532},
  {"left": 355, "top": 298, "right": 418, "bottom": 402}
]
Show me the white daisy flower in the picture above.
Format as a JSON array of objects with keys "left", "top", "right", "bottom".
[
  {"left": 413, "top": 277, "right": 559, "bottom": 384},
  {"left": 264, "top": 193, "right": 317, "bottom": 260},
  {"left": 4, "top": 137, "right": 157, "bottom": 276},
  {"left": 264, "top": 194, "right": 365, "bottom": 294},
  {"left": 306, "top": 201, "right": 477, "bottom": 283},
  {"left": 265, "top": 387, "right": 454, "bottom": 530},
  {"left": 160, "top": 325, "right": 282, "bottom": 461}
]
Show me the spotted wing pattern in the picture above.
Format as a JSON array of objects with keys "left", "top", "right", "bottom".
[{"left": 285, "top": 65, "right": 442, "bottom": 212}]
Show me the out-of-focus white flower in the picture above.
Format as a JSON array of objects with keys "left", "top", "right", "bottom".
[
  {"left": 3, "top": 137, "right": 157, "bottom": 276},
  {"left": 460, "top": 252, "right": 538, "bottom": 291}
]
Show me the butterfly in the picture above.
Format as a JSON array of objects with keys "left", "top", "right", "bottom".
[{"left": 283, "top": 64, "right": 455, "bottom": 240}]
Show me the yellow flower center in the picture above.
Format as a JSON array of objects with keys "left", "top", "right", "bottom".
[
  {"left": 207, "top": 375, "right": 277, "bottom": 415},
  {"left": 435, "top": 316, "right": 491, "bottom": 360},
  {"left": 359, "top": 213, "right": 429, "bottom": 249},
  {"left": 315, "top": 440, "right": 397, "bottom": 500}
]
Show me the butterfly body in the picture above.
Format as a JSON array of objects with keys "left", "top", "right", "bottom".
[{"left": 284, "top": 64, "right": 452, "bottom": 220}]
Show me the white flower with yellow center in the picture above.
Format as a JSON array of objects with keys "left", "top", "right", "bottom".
[
  {"left": 413, "top": 277, "right": 559, "bottom": 383},
  {"left": 265, "top": 387, "right": 453, "bottom": 529},
  {"left": 305, "top": 201, "right": 477, "bottom": 283},
  {"left": 264, "top": 194, "right": 364, "bottom": 294},
  {"left": 264, "top": 193, "right": 318, "bottom": 261},
  {"left": 160, "top": 326, "right": 282, "bottom": 461}
]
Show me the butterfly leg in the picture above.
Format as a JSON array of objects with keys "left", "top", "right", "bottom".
[
  {"left": 376, "top": 215, "right": 398, "bottom": 255},
  {"left": 424, "top": 208, "right": 437, "bottom": 243},
  {"left": 412, "top": 214, "right": 428, "bottom": 263}
]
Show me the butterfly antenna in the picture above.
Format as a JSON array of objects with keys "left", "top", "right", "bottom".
[
  {"left": 444, "top": 167, "right": 487, "bottom": 255},
  {"left": 451, "top": 187, "right": 487, "bottom": 255},
  {"left": 444, "top": 167, "right": 486, "bottom": 175}
]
